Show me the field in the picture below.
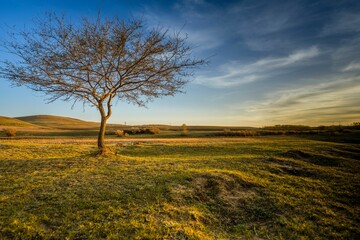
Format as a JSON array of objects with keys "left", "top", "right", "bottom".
[{"left": 1, "top": 133, "right": 359, "bottom": 239}]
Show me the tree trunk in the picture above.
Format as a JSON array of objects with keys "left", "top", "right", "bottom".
[
  {"left": 97, "top": 96, "right": 113, "bottom": 155},
  {"left": 97, "top": 116, "right": 108, "bottom": 154}
]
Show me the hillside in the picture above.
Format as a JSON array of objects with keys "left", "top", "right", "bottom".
[
  {"left": 0, "top": 116, "right": 39, "bottom": 128},
  {"left": 16, "top": 115, "right": 100, "bottom": 130}
]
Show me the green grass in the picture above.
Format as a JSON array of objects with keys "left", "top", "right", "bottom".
[{"left": 0, "top": 136, "right": 359, "bottom": 239}]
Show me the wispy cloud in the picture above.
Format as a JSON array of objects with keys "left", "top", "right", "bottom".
[
  {"left": 139, "top": 2, "right": 223, "bottom": 54},
  {"left": 184, "top": 28, "right": 222, "bottom": 51},
  {"left": 134, "top": 0, "right": 360, "bottom": 126},
  {"left": 342, "top": 61, "right": 360, "bottom": 72},
  {"left": 232, "top": 75, "right": 360, "bottom": 126},
  {"left": 195, "top": 46, "right": 320, "bottom": 88},
  {"left": 321, "top": 11, "right": 360, "bottom": 36},
  {"left": 330, "top": 34, "right": 360, "bottom": 73},
  {"left": 230, "top": 1, "right": 308, "bottom": 51}
]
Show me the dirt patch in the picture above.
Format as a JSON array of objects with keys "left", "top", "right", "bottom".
[{"left": 192, "top": 172, "right": 257, "bottom": 206}]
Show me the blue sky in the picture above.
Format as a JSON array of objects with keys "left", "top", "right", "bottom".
[{"left": 0, "top": 0, "right": 359, "bottom": 126}]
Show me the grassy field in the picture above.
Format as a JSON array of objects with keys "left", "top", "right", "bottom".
[{"left": 0, "top": 135, "right": 359, "bottom": 239}]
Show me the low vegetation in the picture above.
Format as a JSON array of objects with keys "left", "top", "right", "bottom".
[
  {"left": 2, "top": 128, "right": 17, "bottom": 137},
  {"left": 123, "top": 127, "right": 161, "bottom": 135},
  {"left": 114, "top": 130, "right": 128, "bottom": 137},
  {"left": 352, "top": 122, "right": 360, "bottom": 129},
  {"left": 0, "top": 135, "right": 359, "bottom": 239},
  {"left": 218, "top": 126, "right": 359, "bottom": 140},
  {"left": 222, "top": 129, "right": 257, "bottom": 136},
  {"left": 181, "top": 123, "right": 188, "bottom": 136}
]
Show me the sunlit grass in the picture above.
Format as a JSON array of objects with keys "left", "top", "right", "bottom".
[{"left": 0, "top": 136, "right": 359, "bottom": 239}]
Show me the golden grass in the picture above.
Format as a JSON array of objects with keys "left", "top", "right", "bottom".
[
  {"left": 16, "top": 115, "right": 100, "bottom": 130},
  {"left": 0, "top": 116, "right": 39, "bottom": 128}
]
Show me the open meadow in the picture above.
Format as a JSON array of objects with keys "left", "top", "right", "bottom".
[
  {"left": 1, "top": 132, "right": 359, "bottom": 239},
  {"left": 1, "top": 0, "right": 360, "bottom": 238}
]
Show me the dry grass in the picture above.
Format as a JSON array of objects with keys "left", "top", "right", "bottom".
[
  {"left": 16, "top": 115, "right": 100, "bottom": 130},
  {"left": 2, "top": 128, "right": 17, "bottom": 137},
  {"left": 0, "top": 136, "right": 359, "bottom": 239},
  {"left": 0, "top": 116, "right": 38, "bottom": 127}
]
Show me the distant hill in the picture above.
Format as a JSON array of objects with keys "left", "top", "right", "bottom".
[
  {"left": 10, "top": 114, "right": 254, "bottom": 131},
  {"left": 0, "top": 116, "right": 39, "bottom": 128},
  {"left": 16, "top": 115, "right": 100, "bottom": 130}
]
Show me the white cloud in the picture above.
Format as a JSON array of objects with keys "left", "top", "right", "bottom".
[
  {"left": 185, "top": 28, "right": 222, "bottom": 51},
  {"left": 287, "top": 46, "right": 320, "bottom": 62},
  {"left": 195, "top": 46, "right": 320, "bottom": 88},
  {"left": 330, "top": 35, "right": 360, "bottom": 72},
  {"left": 342, "top": 62, "right": 360, "bottom": 72}
]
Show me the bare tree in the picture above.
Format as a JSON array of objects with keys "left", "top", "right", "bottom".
[{"left": 0, "top": 13, "right": 205, "bottom": 154}]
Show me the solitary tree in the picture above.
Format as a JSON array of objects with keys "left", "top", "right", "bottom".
[{"left": 0, "top": 14, "right": 205, "bottom": 154}]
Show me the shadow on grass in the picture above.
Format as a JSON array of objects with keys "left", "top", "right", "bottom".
[
  {"left": 297, "top": 131, "right": 360, "bottom": 144},
  {"left": 283, "top": 150, "right": 341, "bottom": 166}
]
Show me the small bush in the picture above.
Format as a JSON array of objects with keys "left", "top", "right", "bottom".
[
  {"left": 123, "top": 127, "right": 160, "bottom": 135},
  {"left": 148, "top": 127, "right": 160, "bottom": 134},
  {"left": 352, "top": 122, "right": 360, "bottom": 129},
  {"left": 3, "top": 128, "right": 17, "bottom": 137},
  {"left": 114, "top": 130, "right": 127, "bottom": 137},
  {"left": 221, "top": 129, "right": 257, "bottom": 137},
  {"left": 124, "top": 128, "right": 139, "bottom": 135},
  {"left": 223, "top": 128, "right": 232, "bottom": 134},
  {"left": 181, "top": 124, "right": 188, "bottom": 136}
]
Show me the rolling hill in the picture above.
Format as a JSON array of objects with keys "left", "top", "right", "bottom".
[
  {"left": 0, "top": 116, "right": 39, "bottom": 128},
  {"left": 9, "top": 114, "right": 253, "bottom": 132},
  {"left": 16, "top": 115, "right": 100, "bottom": 130}
]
